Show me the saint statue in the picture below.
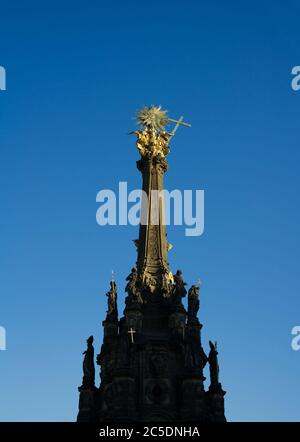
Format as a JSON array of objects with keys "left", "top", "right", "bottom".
[
  {"left": 106, "top": 277, "right": 118, "bottom": 319},
  {"left": 172, "top": 270, "right": 187, "bottom": 306},
  {"left": 81, "top": 335, "right": 95, "bottom": 389},
  {"left": 188, "top": 284, "right": 200, "bottom": 324},
  {"left": 125, "top": 267, "right": 143, "bottom": 305},
  {"left": 208, "top": 340, "right": 220, "bottom": 387}
]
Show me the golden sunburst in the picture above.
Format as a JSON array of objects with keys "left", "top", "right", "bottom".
[{"left": 136, "top": 105, "right": 168, "bottom": 132}]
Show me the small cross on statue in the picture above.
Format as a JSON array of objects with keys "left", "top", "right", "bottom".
[
  {"left": 168, "top": 116, "right": 191, "bottom": 139},
  {"left": 128, "top": 327, "right": 136, "bottom": 344}
]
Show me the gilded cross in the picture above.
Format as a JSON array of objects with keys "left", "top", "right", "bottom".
[
  {"left": 168, "top": 116, "right": 191, "bottom": 138},
  {"left": 128, "top": 327, "right": 136, "bottom": 344}
]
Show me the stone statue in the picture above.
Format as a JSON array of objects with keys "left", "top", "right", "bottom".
[
  {"left": 188, "top": 285, "right": 200, "bottom": 324},
  {"left": 125, "top": 267, "right": 143, "bottom": 305},
  {"left": 172, "top": 270, "right": 187, "bottom": 306},
  {"left": 208, "top": 340, "right": 219, "bottom": 387},
  {"left": 106, "top": 278, "right": 118, "bottom": 319},
  {"left": 162, "top": 270, "right": 174, "bottom": 297},
  {"left": 174, "top": 270, "right": 187, "bottom": 293},
  {"left": 143, "top": 274, "right": 157, "bottom": 294},
  {"left": 81, "top": 336, "right": 95, "bottom": 389},
  {"left": 125, "top": 267, "right": 137, "bottom": 291}
]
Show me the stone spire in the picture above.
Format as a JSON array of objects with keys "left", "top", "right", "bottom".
[
  {"left": 135, "top": 131, "right": 170, "bottom": 293},
  {"left": 77, "top": 106, "right": 226, "bottom": 422},
  {"left": 131, "top": 106, "right": 191, "bottom": 296}
]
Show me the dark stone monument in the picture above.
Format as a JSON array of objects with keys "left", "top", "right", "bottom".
[{"left": 77, "top": 106, "right": 226, "bottom": 422}]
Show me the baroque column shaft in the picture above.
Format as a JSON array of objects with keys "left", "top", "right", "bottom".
[{"left": 136, "top": 155, "right": 169, "bottom": 282}]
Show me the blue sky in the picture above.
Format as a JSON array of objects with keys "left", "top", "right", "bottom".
[{"left": 0, "top": 0, "right": 299, "bottom": 421}]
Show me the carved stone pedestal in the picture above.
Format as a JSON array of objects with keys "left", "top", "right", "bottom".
[{"left": 77, "top": 387, "right": 97, "bottom": 422}]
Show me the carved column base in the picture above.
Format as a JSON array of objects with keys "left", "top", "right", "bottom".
[
  {"left": 206, "top": 383, "right": 226, "bottom": 422},
  {"left": 77, "top": 387, "right": 97, "bottom": 422}
]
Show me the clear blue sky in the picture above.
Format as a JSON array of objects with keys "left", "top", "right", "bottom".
[{"left": 0, "top": 0, "right": 299, "bottom": 422}]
